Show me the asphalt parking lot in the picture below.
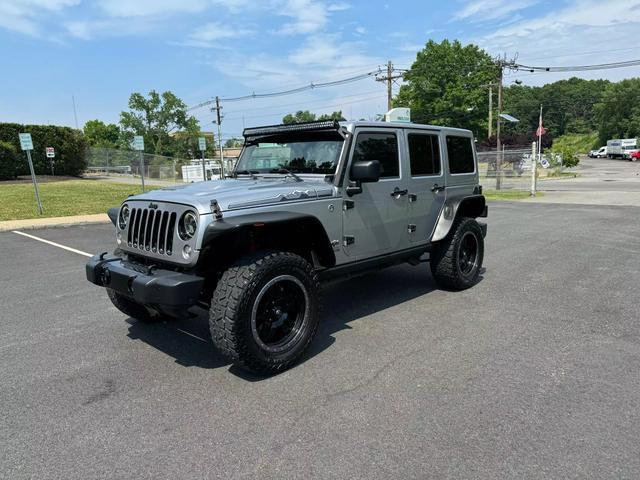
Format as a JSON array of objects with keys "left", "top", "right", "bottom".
[{"left": 2, "top": 201, "right": 640, "bottom": 479}]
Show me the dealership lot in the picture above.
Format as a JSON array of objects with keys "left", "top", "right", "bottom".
[{"left": 2, "top": 201, "right": 640, "bottom": 479}]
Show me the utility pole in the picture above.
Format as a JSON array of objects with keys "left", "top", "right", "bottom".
[
  {"left": 488, "top": 86, "right": 493, "bottom": 139},
  {"left": 211, "top": 96, "right": 225, "bottom": 179},
  {"left": 496, "top": 66, "right": 503, "bottom": 190},
  {"left": 72, "top": 95, "right": 79, "bottom": 129},
  {"left": 376, "top": 61, "right": 403, "bottom": 111},
  {"left": 494, "top": 54, "right": 517, "bottom": 190}
]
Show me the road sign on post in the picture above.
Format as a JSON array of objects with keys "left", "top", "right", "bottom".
[
  {"left": 46, "top": 147, "right": 55, "bottom": 175},
  {"left": 19, "top": 133, "right": 34, "bottom": 151},
  {"left": 198, "top": 137, "right": 207, "bottom": 181},
  {"left": 18, "top": 133, "right": 43, "bottom": 215},
  {"left": 132, "top": 135, "right": 146, "bottom": 192}
]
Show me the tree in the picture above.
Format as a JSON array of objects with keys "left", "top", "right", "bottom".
[
  {"left": 83, "top": 120, "right": 120, "bottom": 148},
  {"left": 282, "top": 110, "right": 346, "bottom": 124},
  {"left": 119, "top": 90, "right": 200, "bottom": 156},
  {"left": 394, "top": 39, "right": 499, "bottom": 137},
  {"left": 594, "top": 78, "right": 640, "bottom": 145},
  {"left": 224, "top": 138, "right": 243, "bottom": 148},
  {"left": 282, "top": 110, "right": 317, "bottom": 124},
  {"left": 503, "top": 77, "right": 609, "bottom": 139},
  {"left": 318, "top": 111, "right": 346, "bottom": 122}
]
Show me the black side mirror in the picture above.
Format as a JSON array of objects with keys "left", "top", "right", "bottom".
[{"left": 346, "top": 160, "right": 381, "bottom": 196}]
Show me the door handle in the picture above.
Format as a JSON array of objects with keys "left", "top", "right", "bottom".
[
  {"left": 391, "top": 187, "right": 408, "bottom": 198},
  {"left": 431, "top": 184, "right": 446, "bottom": 193}
]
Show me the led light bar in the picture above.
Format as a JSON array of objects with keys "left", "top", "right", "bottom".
[{"left": 243, "top": 120, "right": 341, "bottom": 138}]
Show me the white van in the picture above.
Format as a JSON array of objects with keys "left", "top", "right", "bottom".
[{"left": 588, "top": 146, "right": 607, "bottom": 158}]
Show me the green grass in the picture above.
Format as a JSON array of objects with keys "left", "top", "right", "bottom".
[
  {"left": 552, "top": 132, "right": 599, "bottom": 154},
  {"left": 0, "top": 180, "right": 150, "bottom": 221},
  {"left": 484, "top": 189, "right": 539, "bottom": 201}
]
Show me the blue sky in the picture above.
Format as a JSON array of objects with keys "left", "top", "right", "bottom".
[{"left": 1, "top": 0, "right": 640, "bottom": 139}]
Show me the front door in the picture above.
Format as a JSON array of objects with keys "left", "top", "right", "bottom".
[
  {"left": 342, "top": 128, "right": 409, "bottom": 259},
  {"left": 404, "top": 129, "right": 446, "bottom": 244}
]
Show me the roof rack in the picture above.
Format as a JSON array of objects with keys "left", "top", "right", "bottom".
[{"left": 243, "top": 120, "right": 341, "bottom": 138}]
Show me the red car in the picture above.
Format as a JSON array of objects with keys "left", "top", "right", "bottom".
[{"left": 630, "top": 151, "right": 640, "bottom": 162}]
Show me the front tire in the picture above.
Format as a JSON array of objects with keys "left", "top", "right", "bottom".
[
  {"left": 209, "top": 251, "right": 320, "bottom": 375},
  {"left": 107, "top": 288, "right": 163, "bottom": 323},
  {"left": 430, "top": 217, "right": 484, "bottom": 290}
]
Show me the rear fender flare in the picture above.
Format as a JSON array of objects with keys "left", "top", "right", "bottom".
[{"left": 431, "top": 195, "right": 486, "bottom": 242}]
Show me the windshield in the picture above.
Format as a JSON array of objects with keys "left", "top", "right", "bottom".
[{"left": 236, "top": 132, "right": 344, "bottom": 175}]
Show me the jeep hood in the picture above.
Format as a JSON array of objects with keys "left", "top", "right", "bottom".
[{"left": 126, "top": 178, "right": 336, "bottom": 214}]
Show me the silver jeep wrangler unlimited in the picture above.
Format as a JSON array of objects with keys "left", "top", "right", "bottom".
[{"left": 87, "top": 120, "right": 487, "bottom": 374}]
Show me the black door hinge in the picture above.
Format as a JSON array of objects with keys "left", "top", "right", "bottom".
[
  {"left": 343, "top": 199, "right": 355, "bottom": 210},
  {"left": 343, "top": 235, "right": 355, "bottom": 246}
]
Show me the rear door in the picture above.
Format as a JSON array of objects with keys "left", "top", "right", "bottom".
[
  {"left": 404, "top": 129, "right": 446, "bottom": 244},
  {"left": 444, "top": 133, "right": 478, "bottom": 189},
  {"left": 341, "top": 128, "right": 409, "bottom": 259}
]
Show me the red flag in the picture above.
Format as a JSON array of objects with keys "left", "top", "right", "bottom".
[{"left": 536, "top": 112, "right": 546, "bottom": 137}]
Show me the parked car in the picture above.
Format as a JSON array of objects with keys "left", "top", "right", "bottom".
[
  {"left": 630, "top": 150, "right": 640, "bottom": 162},
  {"left": 588, "top": 146, "right": 607, "bottom": 158},
  {"left": 86, "top": 119, "right": 487, "bottom": 374}
]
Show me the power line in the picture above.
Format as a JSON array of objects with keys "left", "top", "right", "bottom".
[
  {"left": 196, "top": 89, "right": 384, "bottom": 119},
  {"left": 514, "top": 59, "right": 640, "bottom": 73},
  {"left": 187, "top": 68, "right": 384, "bottom": 111}
]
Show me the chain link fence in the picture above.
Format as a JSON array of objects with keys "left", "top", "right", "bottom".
[
  {"left": 478, "top": 147, "right": 565, "bottom": 192},
  {"left": 84, "top": 148, "right": 238, "bottom": 186}
]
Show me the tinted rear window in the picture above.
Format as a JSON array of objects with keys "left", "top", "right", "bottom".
[
  {"left": 446, "top": 136, "right": 475, "bottom": 174},
  {"left": 408, "top": 133, "right": 441, "bottom": 176}
]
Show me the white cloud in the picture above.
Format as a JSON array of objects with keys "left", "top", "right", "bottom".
[
  {"left": 474, "top": 0, "right": 640, "bottom": 84},
  {"left": 0, "top": 0, "right": 79, "bottom": 36},
  {"left": 277, "top": 0, "right": 329, "bottom": 34},
  {"left": 327, "top": 2, "right": 351, "bottom": 11},
  {"left": 182, "top": 21, "right": 254, "bottom": 47},
  {"left": 97, "top": 0, "right": 209, "bottom": 18},
  {"left": 454, "top": 0, "right": 539, "bottom": 22}
]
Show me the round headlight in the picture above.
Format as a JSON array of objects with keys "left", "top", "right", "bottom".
[
  {"left": 178, "top": 211, "right": 198, "bottom": 240},
  {"left": 118, "top": 204, "right": 130, "bottom": 230}
]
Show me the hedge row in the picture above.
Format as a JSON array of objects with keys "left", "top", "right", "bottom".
[
  {"left": 0, "top": 141, "right": 19, "bottom": 180},
  {"left": 0, "top": 123, "right": 88, "bottom": 178}
]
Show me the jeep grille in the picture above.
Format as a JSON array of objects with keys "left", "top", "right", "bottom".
[{"left": 127, "top": 207, "right": 177, "bottom": 256}]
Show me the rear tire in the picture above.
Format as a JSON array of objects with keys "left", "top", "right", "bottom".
[
  {"left": 107, "top": 289, "right": 163, "bottom": 323},
  {"left": 209, "top": 251, "right": 320, "bottom": 375},
  {"left": 430, "top": 217, "right": 484, "bottom": 290}
]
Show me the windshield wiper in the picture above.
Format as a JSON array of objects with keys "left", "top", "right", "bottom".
[
  {"left": 270, "top": 168, "right": 302, "bottom": 182},
  {"left": 234, "top": 169, "right": 259, "bottom": 179}
]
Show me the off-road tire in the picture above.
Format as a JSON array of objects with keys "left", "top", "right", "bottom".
[
  {"left": 430, "top": 217, "right": 484, "bottom": 290},
  {"left": 107, "top": 288, "right": 162, "bottom": 323},
  {"left": 210, "top": 251, "right": 320, "bottom": 375}
]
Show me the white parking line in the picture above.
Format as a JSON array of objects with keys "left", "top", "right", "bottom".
[{"left": 11, "top": 230, "right": 93, "bottom": 257}]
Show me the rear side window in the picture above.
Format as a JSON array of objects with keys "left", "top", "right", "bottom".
[
  {"left": 408, "top": 133, "right": 441, "bottom": 176},
  {"left": 352, "top": 132, "right": 399, "bottom": 178},
  {"left": 446, "top": 136, "right": 475, "bottom": 174}
]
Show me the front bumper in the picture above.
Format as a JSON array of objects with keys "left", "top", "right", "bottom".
[{"left": 86, "top": 253, "right": 204, "bottom": 307}]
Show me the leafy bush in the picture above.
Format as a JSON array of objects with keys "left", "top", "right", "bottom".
[
  {"left": 549, "top": 144, "right": 580, "bottom": 168},
  {"left": 0, "top": 123, "right": 88, "bottom": 177},
  {"left": 0, "top": 141, "right": 19, "bottom": 180}
]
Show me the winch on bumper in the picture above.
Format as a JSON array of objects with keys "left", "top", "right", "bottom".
[{"left": 86, "top": 253, "right": 204, "bottom": 308}]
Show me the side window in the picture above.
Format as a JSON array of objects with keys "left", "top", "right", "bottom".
[
  {"left": 408, "top": 133, "right": 441, "bottom": 176},
  {"left": 446, "top": 136, "right": 475, "bottom": 174},
  {"left": 352, "top": 132, "right": 399, "bottom": 178}
]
